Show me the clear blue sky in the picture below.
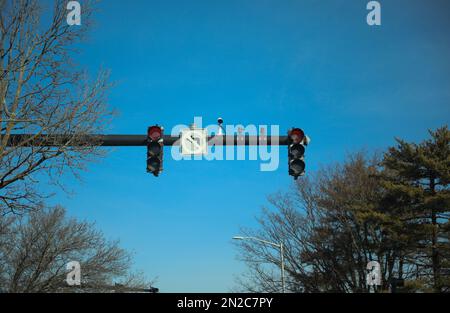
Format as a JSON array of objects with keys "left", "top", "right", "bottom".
[{"left": 51, "top": 0, "right": 449, "bottom": 292}]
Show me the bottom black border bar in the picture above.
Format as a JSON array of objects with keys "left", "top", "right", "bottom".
[{"left": 0, "top": 293, "right": 442, "bottom": 312}]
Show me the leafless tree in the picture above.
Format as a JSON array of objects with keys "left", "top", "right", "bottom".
[
  {"left": 234, "top": 152, "right": 405, "bottom": 292},
  {"left": 0, "top": 0, "right": 114, "bottom": 215},
  {"left": 0, "top": 206, "right": 155, "bottom": 292}
]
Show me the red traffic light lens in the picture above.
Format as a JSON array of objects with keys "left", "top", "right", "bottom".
[
  {"left": 148, "top": 126, "right": 162, "bottom": 141},
  {"left": 290, "top": 128, "right": 305, "bottom": 144}
]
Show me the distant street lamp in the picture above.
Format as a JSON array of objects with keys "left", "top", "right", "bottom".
[{"left": 233, "top": 236, "right": 286, "bottom": 293}]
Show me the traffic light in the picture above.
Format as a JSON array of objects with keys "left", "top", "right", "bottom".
[
  {"left": 147, "top": 125, "right": 163, "bottom": 176},
  {"left": 288, "top": 128, "right": 307, "bottom": 180}
]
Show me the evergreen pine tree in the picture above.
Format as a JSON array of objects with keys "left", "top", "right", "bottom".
[{"left": 382, "top": 126, "right": 450, "bottom": 292}]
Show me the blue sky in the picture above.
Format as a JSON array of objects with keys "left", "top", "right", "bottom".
[{"left": 50, "top": 0, "right": 450, "bottom": 292}]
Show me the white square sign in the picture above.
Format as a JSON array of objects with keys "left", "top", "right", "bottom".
[{"left": 180, "top": 128, "right": 208, "bottom": 156}]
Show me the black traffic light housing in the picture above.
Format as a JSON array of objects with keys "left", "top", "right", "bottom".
[
  {"left": 288, "top": 128, "right": 306, "bottom": 180},
  {"left": 147, "top": 125, "right": 164, "bottom": 176}
]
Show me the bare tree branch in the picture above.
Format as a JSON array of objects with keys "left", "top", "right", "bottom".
[{"left": 0, "top": 0, "right": 115, "bottom": 215}]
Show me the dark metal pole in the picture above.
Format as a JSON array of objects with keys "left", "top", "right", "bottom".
[{"left": 5, "top": 134, "right": 291, "bottom": 147}]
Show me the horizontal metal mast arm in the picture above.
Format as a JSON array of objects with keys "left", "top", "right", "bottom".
[{"left": 5, "top": 134, "right": 291, "bottom": 146}]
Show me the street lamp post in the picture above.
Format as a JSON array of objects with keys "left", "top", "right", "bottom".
[{"left": 233, "top": 236, "right": 286, "bottom": 293}]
